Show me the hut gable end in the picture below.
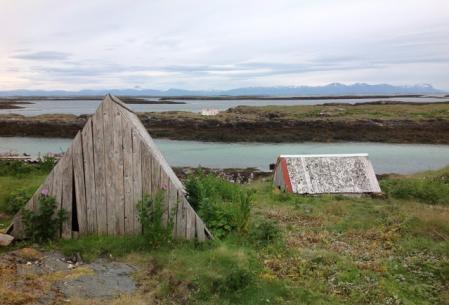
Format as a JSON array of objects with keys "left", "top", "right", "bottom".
[
  {"left": 274, "top": 154, "right": 381, "bottom": 195},
  {"left": 8, "top": 95, "right": 212, "bottom": 241}
]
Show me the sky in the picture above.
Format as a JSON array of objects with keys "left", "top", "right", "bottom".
[{"left": 1, "top": 0, "right": 449, "bottom": 91}]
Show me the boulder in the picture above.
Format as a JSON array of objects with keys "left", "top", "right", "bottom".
[{"left": 0, "top": 233, "right": 14, "bottom": 246}]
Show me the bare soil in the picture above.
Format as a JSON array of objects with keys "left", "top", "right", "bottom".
[{"left": 0, "top": 248, "right": 137, "bottom": 305}]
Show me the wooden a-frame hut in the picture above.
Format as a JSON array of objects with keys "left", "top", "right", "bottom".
[{"left": 7, "top": 95, "right": 212, "bottom": 240}]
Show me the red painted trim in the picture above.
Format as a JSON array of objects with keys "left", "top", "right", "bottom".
[{"left": 280, "top": 158, "right": 293, "bottom": 192}]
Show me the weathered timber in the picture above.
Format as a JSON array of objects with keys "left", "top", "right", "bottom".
[
  {"left": 7, "top": 95, "right": 212, "bottom": 241},
  {"left": 82, "top": 118, "right": 97, "bottom": 233},
  {"left": 92, "top": 104, "right": 107, "bottom": 234},
  {"left": 72, "top": 132, "right": 87, "bottom": 233}
]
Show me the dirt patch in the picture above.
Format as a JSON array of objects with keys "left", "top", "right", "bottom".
[
  {"left": 0, "top": 248, "right": 137, "bottom": 305},
  {"left": 265, "top": 208, "right": 324, "bottom": 228},
  {"left": 55, "top": 259, "right": 136, "bottom": 299}
]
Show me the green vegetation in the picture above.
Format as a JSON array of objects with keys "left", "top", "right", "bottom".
[
  {"left": 226, "top": 102, "right": 449, "bottom": 121},
  {"left": 1, "top": 163, "right": 449, "bottom": 304},
  {"left": 0, "top": 160, "right": 50, "bottom": 230},
  {"left": 22, "top": 194, "right": 67, "bottom": 243},
  {"left": 3, "top": 187, "right": 35, "bottom": 215},
  {"left": 139, "top": 101, "right": 449, "bottom": 122},
  {"left": 137, "top": 191, "right": 174, "bottom": 247},
  {"left": 186, "top": 173, "right": 253, "bottom": 238}
]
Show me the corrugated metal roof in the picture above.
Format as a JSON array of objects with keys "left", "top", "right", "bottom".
[{"left": 277, "top": 154, "right": 381, "bottom": 194}]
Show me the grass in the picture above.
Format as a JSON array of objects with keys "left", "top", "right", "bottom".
[
  {"left": 138, "top": 102, "right": 449, "bottom": 123},
  {"left": 0, "top": 160, "right": 52, "bottom": 232},
  {"left": 1, "top": 165, "right": 449, "bottom": 304},
  {"left": 0, "top": 176, "right": 45, "bottom": 231},
  {"left": 226, "top": 103, "right": 449, "bottom": 121}
]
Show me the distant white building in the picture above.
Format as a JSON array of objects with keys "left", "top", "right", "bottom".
[
  {"left": 201, "top": 108, "right": 220, "bottom": 116},
  {"left": 273, "top": 153, "right": 381, "bottom": 195}
]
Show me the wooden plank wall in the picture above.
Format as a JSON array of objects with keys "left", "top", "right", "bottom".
[
  {"left": 93, "top": 104, "right": 107, "bottom": 234},
  {"left": 8, "top": 95, "right": 211, "bottom": 241}
]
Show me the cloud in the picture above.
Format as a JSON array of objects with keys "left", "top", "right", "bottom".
[
  {"left": 1, "top": 0, "right": 449, "bottom": 90},
  {"left": 12, "top": 51, "right": 70, "bottom": 61}
]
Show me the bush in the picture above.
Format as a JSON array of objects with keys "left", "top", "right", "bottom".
[
  {"left": 0, "top": 160, "right": 34, "bottom": 176},
  {"left": 381, "top": 178, "right": 449, "bottom": 205},
  {"left": 186, "top": 173, "right": 253, "bottom": 238},
  {"left": 0, "top": 158, "right": 55, "bottom": 177},
  {"left": 22, "top": 193, "right": 67, "bottom": 243},
  {"left": 137, "top": 191, "right": 173, "bottom": 247},
  {"left": 4, "top": 187, "right": 34, "bottom": 215},
  {"left": 38, "top": 156, "right": 56, "bottom": 172},
  {"left": 249, "top": 219, "right": 281, "bottom": 245}
]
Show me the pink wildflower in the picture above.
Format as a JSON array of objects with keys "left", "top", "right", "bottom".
[{"left": 41, "top": 188, "right": 49, "bottom": 196}]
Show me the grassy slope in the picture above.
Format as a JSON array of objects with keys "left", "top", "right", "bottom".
[
  {"left": 229, "top": 102, "right": 449, "bottom": 121},
  {"left": 1, "top": 167, "right": 448, "bottom": 304},
  {"left": 0, "top": 175, "right": 45, "bottom": 230},
  {"left": 141, "top": 102, "right": 449, "bottom": 122},
  {"left": 1, "top": 102, "right": 448, "bottom": 123},
  {"left": 55, "top": 168, "right": 449, "bottom": 304}
]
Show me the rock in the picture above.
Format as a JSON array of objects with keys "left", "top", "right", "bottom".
[{"left": 0, "top": 233, "right": 14, "bottom": 246}]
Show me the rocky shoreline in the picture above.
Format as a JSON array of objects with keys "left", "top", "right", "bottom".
[
  {"left": 1, "top": 113, "right": 448, "bottom": 144},
  {"left": 1, "top": 102, "right": 448, "bottom": 144}
]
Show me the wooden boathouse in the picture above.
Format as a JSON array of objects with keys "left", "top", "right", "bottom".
[{"left": 8, "top": 95, "right": 212, "bottom": 240}]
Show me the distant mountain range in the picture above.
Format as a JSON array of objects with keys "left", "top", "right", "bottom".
[{"left": 0, "top": 83, "right": 445, "bottom": 97}]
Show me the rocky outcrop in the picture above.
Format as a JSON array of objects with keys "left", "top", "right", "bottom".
[
  {"left": 1, "top": 113, "right": 448, "bottom": 144},
  {"left": 0, "top": 233, "right": 14, "bottom": 246}
]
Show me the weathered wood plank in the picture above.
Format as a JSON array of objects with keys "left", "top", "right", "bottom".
[
  {"left": 82, "top": 117, "right": 97, "bottom": 234},
  {"left": 92, "top": 103, "right": 107, "bottom": 234},
  {"left": 52, "top": 161, "right": 63, "bottom": 211},
  {"left": 52, "top": 160, "right": 64, "bottom": 241},
  {"left": 72, "top": 132, "right": 87, "bottom": 234},
  {"left": 140, "top": 143, "right": 153, "bottom": 235},
  {"left": 30, "top": 186, "right": 40, "bottom": 211},
  {"left": 132, "top": 129, "right": 143, "bottom": 234},
  {"left": 122, "top": 116, "right": 134, "bottom": 234},
  {"left": 111, "top": 103, "right": 125, "bottom": 235},
  {"left": 168, "top": 180, "right": 178, "bottom": 231},
  {"left": 61, "top": 147, "right": 73, "bottom": 239},
  {"left": 103, "top": 98, "right": 115, "bottom": 235},
  {"left": 141, "top": 143, "right": 152, "bottom": 198},
  {"left": 176, "top": 191, "right": 187, "bottom": 238},
  {"left": 46, "top": 170, "right": 54, "bottom": 196},
  {"left": 195, "top": 214, "right": 206, "bottom": 241},
  {"left": 159, "top": 169, "right": 169, "bottom": 226},
  {"left": 185, "top": 201, "right": 196, "bottom": 239},
  {"left": 151, "top": 156, "right": 161, "bottom": 199}
]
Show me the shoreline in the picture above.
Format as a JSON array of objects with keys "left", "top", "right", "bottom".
[
  {"left": 0, "top": 94, "right": 435, "bottom": 100},
  {"left": 0, "top": 102, "right": 448, "bottom": 144},
  {"left": 1, "top": 116, "right": 447, "bottom": 144}
]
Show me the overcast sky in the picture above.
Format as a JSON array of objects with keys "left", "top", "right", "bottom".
[{"left": 1, "top": 0, "right": 449, "bottom": 90}]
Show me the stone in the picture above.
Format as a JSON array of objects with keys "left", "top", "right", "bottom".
[{"left": 0, "top": 233, "right": 14, "bottom": 246}]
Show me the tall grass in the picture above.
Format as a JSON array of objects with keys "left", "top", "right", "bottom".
[
  {"left": 186, "top": 173, "right": 253, "bottom": 238},
  {"left": 381, "top": 177, "right": 449, "bottom": 205}
]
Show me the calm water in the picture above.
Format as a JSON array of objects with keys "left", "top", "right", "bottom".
[
  {"left": 0, "top": 96, "right": 447, "bottom": 116},
  {"left": 1, "top": 137, "right": 448, "bottom": 174}
]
